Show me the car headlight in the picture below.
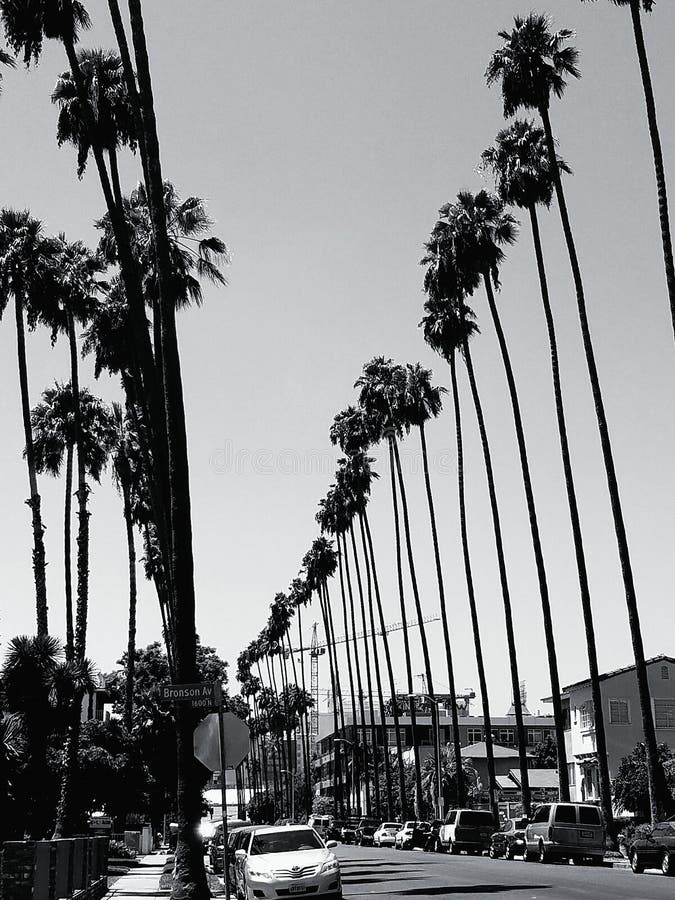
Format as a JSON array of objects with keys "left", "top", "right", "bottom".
[
  {"left": 247, "top": 867, "right": 272, "bottom": 879},
  {"left": 320, "top": 857, "right": 339, "bottom": 874}
]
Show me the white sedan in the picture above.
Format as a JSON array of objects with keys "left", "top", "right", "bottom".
[
  {"left": 374, "top": 822, "right": 400, "bottom": 847},
  {"left": 234, "top": 824, "right": 342, "bottom": 900}
]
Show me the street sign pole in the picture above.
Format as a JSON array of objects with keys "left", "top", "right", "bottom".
[{"left": 216, "top": 683, "right": 230, "bottom": 900}]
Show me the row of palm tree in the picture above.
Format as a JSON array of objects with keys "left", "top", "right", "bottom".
[
  {"left": 1, "top": 1, "right": 228, "bottom": 889},
  {"left": 236, "top": 8, "right": 674, "bottom": 830}
]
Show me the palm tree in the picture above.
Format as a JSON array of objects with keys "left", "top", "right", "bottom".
[
  {"left": 482, "top": 118, "right": 613, "bottom": 829},
  {"left": 420, "top": 294, "right": 499, "bottom": 824},
  {"left": 404, "top": 361, "right": 464, "bottom": 810},
  {"left": 316, "top": 486, "right": 364, "bottom": 816},
  {"left": 582, "top": 0, "right": 675, "bottom": 340},
  {"left": 0, "top": 209, "right": 51, "bottom": 634},
  {"left": 1, "top": 634, "right": 62, "bottom": 837},
  {"left": 51, "top": 46, "right": 136, "bottom": 203},
  {"left": 31, "top": 384, "right": 110, "bottom": 659},
  {"left": 438, "top": 189, "right": 569, "bottom": 802},
  {"left": 288, "top": 577, "right": 313, "bottom": 816},
  {"left": 487, "top": 11, "right": 672, "bottom": 822},
  {"left": 110, "top": 402, "right": 140, "bottom": 731},
  {"left": 355, "top": 357, "right": 425, "bottom": 818}
]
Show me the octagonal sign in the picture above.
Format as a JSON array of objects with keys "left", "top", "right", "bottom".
[{"left": 194, "top": 711, "right": 250, "bottom": 772}]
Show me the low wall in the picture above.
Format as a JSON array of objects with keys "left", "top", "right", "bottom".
[{"left": 0, "top": 837, "right": 108, "bottom": 900}]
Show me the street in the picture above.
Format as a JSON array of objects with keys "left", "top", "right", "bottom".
[{"left": 335, "top": 844, "right": 673, "bottom": 900}]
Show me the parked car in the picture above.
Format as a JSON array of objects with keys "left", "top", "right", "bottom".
[
  {"left": 308, "top": 815, "right": 332, "bottom": 839},
  {"left": 395, "top": 821, "right": 431, "bottom": 850},
  {"left": 423, "top": 820, "right": 444, "bottom": 853},
  {"left": 439, "top": 809, "right": 495, "bottom": 855},
  {"left": 233, "top": 824, "right": 341, "bottom": 900},
  {"left": 373, "top": 822, "right": 400, "bottom": 848},
  {"left": 489, "top": 817, "right": 529, "bottom": 860},
  {"left": 208, "top": 823, "right": 255, "bottom": 877},
  {"left": 356, "top": 818, "right": 380, "bottom": 846},
  {"left": 524, "top": 803, "right": 605, "bottom": 865},
  {"left": 340, "top": 818, "right": 360, "bottom": 844},
  {"left": 629, "top": 820, "right": 675, "bottom": 876}
]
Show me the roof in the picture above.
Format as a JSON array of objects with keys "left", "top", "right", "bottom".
[
  {"left": 496, "top": 775, "right": 517, "bottom": 790},
  {"left": 461, "top": 741, "right": 534, "bottom": 759},
  {"left": 509, "top": 768, "right": 559, "bottom": 790},
  {"left": 542, "top": 655, "right": 675, "bottom": 700}
]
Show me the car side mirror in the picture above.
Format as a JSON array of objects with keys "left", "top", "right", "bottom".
[
  {"left": 325, "top": 840, "right": 338, "bottom": 849},
  {"left": 234, "top": 849, "right": 247, "bottom": 860}
]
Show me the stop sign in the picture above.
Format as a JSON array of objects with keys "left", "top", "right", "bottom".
[{"left": 194, "top": 711, "right": 250, "bottom": 771}]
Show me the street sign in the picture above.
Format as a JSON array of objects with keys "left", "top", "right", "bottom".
[
  {"left": 89, "top": 816, "right": 113, "bottom": 831},
  {"left": 194, "top": 711, "right": 250, "bottom": 772},
  {"left": 159, "top": 682, "right": 220, "bottom": 710}
]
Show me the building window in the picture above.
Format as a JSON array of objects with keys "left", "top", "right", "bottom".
[
  {"left": 527, "top": 729, "right": 543, "bottom": 745},
  {"left": 467, "top": 728, "right": 483, "bottom": 744},
  {"left": 567, "top": 763, "right": 576, "bottom": 787},
  {"left": 498, "top": 729, "right": 514, "bottom": 744},
  {"left": 609, "top": 699, "right": 630, "bottom": 725},
  {"left": 661, "top": 665, "right": 670, "bottom": 680},
  {"left": 580, "top": 702, "right": 594, "bottom": 730},
  {"left": 654, "top": 699, "right": 675, "bottom": 730},
  {"left": 387, "top": 728, "right": 397, "bottom": 746}
]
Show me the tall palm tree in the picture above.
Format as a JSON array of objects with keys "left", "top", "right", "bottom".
[
  {"left": 31, "top": 384, "right": 111, "bottom": 659},
  {"left": 110, "top": 402, "right": 140, "bottom": 731},
  {"left": 288, "top": 576, "right": 314, "bottom": 816},
  {"left": 0, "top": 209, "right": 51, "bottom": 634},
  {"left": 420, "top": 223, "right": 531, "bottom": 815},
  {"left": 51, "top": 46, "right": 136, "bottom": 203},
  {"left": 438, "top": 189, "right": 569, "bottom": 801},
  {"left": 420, "top": 295, "right": 499, "bottom": 824},
  {"left": 582, "top": 0, "right": 675, "bottom": 340},
  {"left": 330, "top": 407, "right": 404, "bottom": 818},
  {"left": 355, "top": 358, "right": 425, "bottom": 817},
  {"left": 482, "top": 118, "right": 613, "bottom": 828},
  {"left": 487, "top": 11, "right": 672, "bottom": 822},
  {"left": 404, "top": 362, "right": 464, "bottom": 810},
  {"left": 316, "top": 486, "right": 364, "bottom": 816}
]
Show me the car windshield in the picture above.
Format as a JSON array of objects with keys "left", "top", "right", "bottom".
[
  {"left": 383, "top": 823, "right": 399, "bottom": 830},
  {"left": 250, "top": 830, "right": 323, "bottom": 855},
  {"left": 459, "top": 812, "right": 494, "bottom": 827},
  {"left": 578, "top": 807, "right": 602, "bottom": 826}
]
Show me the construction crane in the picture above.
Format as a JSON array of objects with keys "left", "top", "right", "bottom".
[{"left": 290, "top": 615, "right": 441, "bottom": 737}]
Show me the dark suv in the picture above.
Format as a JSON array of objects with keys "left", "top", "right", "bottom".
[
  {"left": 341, "top": 818, "right": 360, "bottom": 844},
  {"left": 356, "top": 818, "right": 381, "bottom": 846}
]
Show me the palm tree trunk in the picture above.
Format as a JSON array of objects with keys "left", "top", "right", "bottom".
[
  {"left": 350, "top": 522, "right": 380, "bottom": 817},
  {"left": 108, "top": 147, "right": 125, "bottom": 213},
  {"left": 528, "top": 204, "right": 613, "bottom": 830},
  {"left": 337, "top": 539, "right": 361, "bottom": 815},
  {"left": 64, "top": 443, "right": 74, "bottom": 659},
  {"left": 628, "top": 0, "right": 675, "bottom": 341},
  {"left": 388, "top": 437, "right": 423, "bottom": 818},
  {"left": 481, "top": 271, "right": 569, "bottom": 800},
  {"left": 297, "top": 607, "right": 313, "bottom": 815},
  {"left": 449, "top": 352, "right": 498, "bottom": 823},
  {"left": 126, "top": 2, "right": 209, "bottom": 885},
  {"left": 342, "top": 531, "right": 370, "bottom": 816},
  {"left": 14, "top": 292, "right": 48, "bottom": 635},
  {"left": 541, "top": 104, "right": 671, "bottom": 822},
  {"left": 68, "top": 314, "right": 90, "bottom": 666},
  {"left": 324, "top": 582, "right": 350, "bottom": 817},
  {"left": 363, "top": 510, "right": 405, "bottom": 819},
  {"left": 52, "top": 688, "right": 83, "bottom": 838},
  {"left": 123, "top": 483, "right": 138, "bottom": 732},
  {"left": 359, "top": 510, "right": 400, "bottom": 820},
  {"left": 462, "top": 341, "right": 531, "bottom": 817},
  {"left": 419, "top": 420, "right": 463, "bottom": 810},
  {"left": 317, "top": 584, "right": 344, "bottom": 817}
]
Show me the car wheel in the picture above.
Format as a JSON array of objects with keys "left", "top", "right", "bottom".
[
  {"left": 488, "top": 845, "right": 497, "bottom": 859},
  {"left": 449, "top": 841, "right": 459, "bottom": 855},
  {"left": 506, "top": 844, "right": 516, "bottom": 861},
  {"left": 662, "top": 851, "right": 673, "bottom": 876},
  {"left": 631, "top": 851, "right": 644, "bottom": 874},
  {"left": 538, "top": 842, "right": 548, "bottom": 864}
]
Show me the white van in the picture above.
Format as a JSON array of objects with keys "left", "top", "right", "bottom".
[
  {"left": 439, "top": 809, "right": 495, "bottom": 854},
  {"left": 308, "top": 815, "right": 332, "bottom": 838}
]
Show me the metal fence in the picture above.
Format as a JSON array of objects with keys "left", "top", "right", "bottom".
[{"left": 0, "top": 836, "right": 108, "bottom": 900}]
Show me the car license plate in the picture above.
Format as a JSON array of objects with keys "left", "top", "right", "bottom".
[
  {"left": 289, "top": 887, "right": 306, "bottom": 894},
  {"left": 580, "top": 830, "right": 593, "bottom": 839}
]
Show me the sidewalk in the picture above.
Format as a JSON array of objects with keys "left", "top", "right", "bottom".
[
  {"left": 106, "top": 853, "right": 170, "bottom": 897},
  {"left": 105, "top": 853, "right": 225, "bottom": 898}
]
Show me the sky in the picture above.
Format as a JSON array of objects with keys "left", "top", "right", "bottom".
[{"left": 0, "top": 0, "right": 674, "bottom": 721}]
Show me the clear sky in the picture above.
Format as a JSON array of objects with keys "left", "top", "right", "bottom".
[{"left": 1, "top": 1, "right": 673, "bottom": 719}]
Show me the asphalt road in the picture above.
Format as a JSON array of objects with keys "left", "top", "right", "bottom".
[{"left": 335, "top": 843, "right": 674, "bottom": 900}]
